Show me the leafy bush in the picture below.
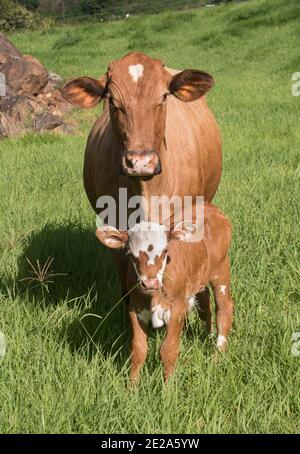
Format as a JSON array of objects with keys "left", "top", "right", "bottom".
[
  {"left": 0, "top": 0, "right": 51, "bottom": 32},
  {"left": 52, "top": 30, "right": 81, "bottom": 49}
]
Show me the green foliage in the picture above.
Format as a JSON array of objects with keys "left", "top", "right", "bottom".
[
  {"left": 52, "top": 30, "right": 81, "bottom": 49},
  {"left": 1, "top": 0, "right": 299, "bottom": 434},
  {"left": 0, "top": 0, "right": 52, "bottom": 32},
  {"left": 18, "top": 0, "right": 40, "bottom": 10}
]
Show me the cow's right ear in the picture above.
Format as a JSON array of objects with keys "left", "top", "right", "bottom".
[
  {"left": 61, "top": 76, "right": 106, "bottom": 108},
  {"left": 95, "top": 226, "right": 128, "bottom": 249}
]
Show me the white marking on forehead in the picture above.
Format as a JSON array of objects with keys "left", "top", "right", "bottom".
[
  {"left": 128, "top": 64, "right": 144, "bottom": 82},
  {"left": 128, "top": 221, "right": 168, "bottom": 265},
  {"left": 219, "top": 285, "right": 227, "bottom": 295}
]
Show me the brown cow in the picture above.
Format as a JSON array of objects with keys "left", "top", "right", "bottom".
[
  {"left": 96, "top": 202, "right": 233, "bottom": 382},
  {"left": 62, "top": 52, "right": 222, "bottom": 295}
]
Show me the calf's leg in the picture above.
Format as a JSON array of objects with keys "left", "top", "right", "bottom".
[
  {"left": 160, "top": 301, "right": 186, "bottom": 382},
  {"left": 210, "top": 256, "right": 233, "bottom": 352},
  {"left": 128, "top": 292, "right": 150, "bottom": 383}
]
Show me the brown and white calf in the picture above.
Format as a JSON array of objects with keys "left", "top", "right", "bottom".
[{"left": 96, "top": 203, "right": 233, "bottom": 382}]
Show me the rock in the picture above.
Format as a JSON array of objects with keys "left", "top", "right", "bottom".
[
  {"left": 33, "top": 112, "right": 63, "bottom": 131},
  {"left": 0, "top": 33, "right": 23, "bottom": 67},
  {"left": 2, "top": 56, "right": 49, "bottom": 96},
  {"left": 48, "top": 72, "right": 63, "bottom": 84},
  {"left": 0, "top": 34, "right": 75, "bottom": 138},
  {"left": 0, "top": 112, "right": 11, "bottom": 137},
  {"left": 53, "top": 122, "right": 75, "bottom": 135},
  {"left": 0, "top": 84, "right": 15, "bottom": 98},
  {"left": 0, "top": 95, "right": 34, "bottom": 123}
]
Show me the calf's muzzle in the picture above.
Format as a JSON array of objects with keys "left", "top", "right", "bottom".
[{"left": 141, "top": 277, "right": 160, "bottom": 291}]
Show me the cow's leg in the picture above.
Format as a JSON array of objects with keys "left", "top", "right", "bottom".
[
  {"left": 195, "top": 287, "right": 212, "bottom": 333},
  {"left": 210, "top": 256, "right": 233, "bottom": 352},
  {"left": 160, "top": 300, "right": 186, "bottom": 382},
  {"left": 111, "top": 249, "right": 129, "bottom": 303},
  {"left": 128, "top": 291, "right": 150, "bottom": 383}
]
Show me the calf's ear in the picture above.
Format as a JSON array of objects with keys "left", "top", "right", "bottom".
[
  {"left": 61, "top": 75, "right": 106, "bottom": 108},
  {"left": 169, "top": 70, "right": 214, "bottom": 102},
  {"left": 96, "top": 226, "right": 128, "bottom": 249}
]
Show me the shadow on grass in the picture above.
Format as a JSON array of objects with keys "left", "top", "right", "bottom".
[
  {"left": 14, "top": 223, "right": 214, "bottom": 371},
  {"left": 15, "top": 222, "right": 131, "bottom": 365}
]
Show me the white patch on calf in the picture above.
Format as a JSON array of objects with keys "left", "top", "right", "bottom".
[
  {"left": 219, "top": 285, "right": 227, "bottom": 295},
  {"left": 217, "top": 335, "right": 228, "bottom": 351},
  {"left": 128, "top": 221, "right": 168, "bottom": 266},
  {"left": 151, "top": 304, "right": 170, "bottom": 328},
  {"left": 156, "top": 255, "right": 168, "bottom": 284},
  {"left": 128, "top": 64, "right": 144, "bottom": 82}
]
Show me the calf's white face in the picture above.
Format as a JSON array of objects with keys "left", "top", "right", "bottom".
[
  {"left": 95, "top": 221, "right": 192, "bottom": 292},
  {"left": 96, "top": 222, "right": 169, "bottom": 292},
  {"left": 127, "top": 222, "right": 169, "bottom": 292}
]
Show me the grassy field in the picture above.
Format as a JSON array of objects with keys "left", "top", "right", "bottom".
[{"left": 0, "top": 0, "right": 299, "bottom": 434}]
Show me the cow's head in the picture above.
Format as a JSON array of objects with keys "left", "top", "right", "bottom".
[
  {"left": 62, "top": 52, "right": 214, "bottom": 177},
  {"left": 95, "top": 221, "right": 194, "bottom": 293}
]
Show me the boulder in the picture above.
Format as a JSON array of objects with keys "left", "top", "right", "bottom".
[
  {"left": 0, "top": 112, "right": 11, "bottom": 137},
  {"left": 0, "top": 33, "right": 23, "bottom": 67},
  {"left": 33, "top": 112, "right": 63, "bottom": 131},
  {"left": 2, "top": 56, "right": 49, "bottom": 96},
  {"left": 0, "top": 95, "right": 34, "bottom": 123},
  {"left": 0, "top": 34, "right": 75, "bottom": 138}
]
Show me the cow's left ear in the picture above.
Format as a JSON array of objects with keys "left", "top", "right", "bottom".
[
  {"left": 96, "top": 226, "right": 128, "bottom": 249},
  {"left": 61, "top": 75, "right": 107, "bottom": 108},
  {"left": 169, "top": 70, "right": 214, "bottom": 102}
]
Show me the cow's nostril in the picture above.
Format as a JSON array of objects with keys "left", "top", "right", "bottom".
[{"left": 125, "top": 155, "right": 134, "bottom": 168}]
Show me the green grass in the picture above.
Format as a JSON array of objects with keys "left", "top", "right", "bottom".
[{"left": 0, "top": 0, "right": 299, "bottom": 434}]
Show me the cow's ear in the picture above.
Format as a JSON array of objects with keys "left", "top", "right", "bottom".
[
  {"left": 169, "top": 70, "right": 214, "bottom": 102},
  {"left": 169, "top": 222, "right": 202, "bottom": 242},
  {"left": 61, "top": 76, "right": 106, "bottom": 108},
  {"left": 96, "top": 226, "right": 128, "bottom": 249}
]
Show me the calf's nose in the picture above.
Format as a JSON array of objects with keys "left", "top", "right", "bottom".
[{"left": 141, "top": 277, "right": 160, "bottom": 290}]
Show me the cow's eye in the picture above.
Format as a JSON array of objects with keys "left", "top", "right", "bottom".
[
  {"left": 109, "top": 97, "right": 125, "bottom": 113},
  {"left": 161, "top": 92, "right": 169, "bottom": 103}
]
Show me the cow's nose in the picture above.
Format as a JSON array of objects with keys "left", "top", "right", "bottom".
[
  {"left": 122, "top": 150, "right": 161, "bottom": 176},
  {"left": 141, "top": 277, "right": 160, "bottom": 291}
]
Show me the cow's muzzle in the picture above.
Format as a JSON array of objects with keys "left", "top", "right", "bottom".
[{"left": 121, "top": 150, "right": 161, "bottom": 177}]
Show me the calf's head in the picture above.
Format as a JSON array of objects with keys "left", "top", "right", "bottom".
[
  {"left": 62, "top": 52, "right": 214, "bottom": 177},
  {"left": 96, "top": 221, "right": 194, "bottom": 293}
]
